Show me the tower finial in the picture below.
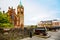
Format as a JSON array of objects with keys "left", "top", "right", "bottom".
[{"left": 20, "top": 0, "right": 22, "bottom": 6}]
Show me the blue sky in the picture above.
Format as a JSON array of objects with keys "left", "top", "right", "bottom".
[{"left": 0, "top": 0, "right": 60, "bottom": 25}]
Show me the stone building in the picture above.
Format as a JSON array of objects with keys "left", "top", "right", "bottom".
[
  {"left": 52, "top": 20, "right": 60, "bottom": 27},
  {"left": 7, "top": 1, "right": 24, "bottom": 29},
  {"left": 38, "top": 20, "right": 52, "bottom": 27},
  {"left": 38, "top": 20, "right": 60, "bottom": 27}
]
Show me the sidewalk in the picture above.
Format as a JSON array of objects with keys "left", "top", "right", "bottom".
[
  {"left": 21, "top": 35, "right": 50, "bottom": 40},
  {"left": 20, "top": 31, "right": 60, "bottom": 40},
  {"left": 21, "top": 37, "right": 31, "bottom": 40}
]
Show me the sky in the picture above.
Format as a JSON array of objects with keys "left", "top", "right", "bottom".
[{"left": 0, "top": 0, "right": 60, "bottom": 25}]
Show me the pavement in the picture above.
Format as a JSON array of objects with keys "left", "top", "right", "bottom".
[{"left": 21, "top": 30, "right": 60, "bottom": 40}]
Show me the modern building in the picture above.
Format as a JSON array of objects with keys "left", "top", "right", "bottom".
[{"left": 7, "top": 1, "right": 24, "bottom": 29}]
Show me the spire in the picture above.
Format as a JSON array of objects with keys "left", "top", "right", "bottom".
[{"left": 20, "top": 0, "right": 22, "bottom": 6}]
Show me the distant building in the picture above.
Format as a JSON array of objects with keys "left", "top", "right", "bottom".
[
  {"left": 38, "top": 20, "right": 60, "bottom": 27},
  {"left": 52, "top": 20, "right": 60, "bottom": 27},
  {"left": 38, "top": 20, "right": 52, "bottom": 27},
  {"left": 7, "top": 1, "right": 24, "bottom": 29}
]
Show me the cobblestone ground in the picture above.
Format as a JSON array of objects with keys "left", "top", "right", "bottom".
[{"left": 21, "top": 30, "right": 60, "bottom": 40}]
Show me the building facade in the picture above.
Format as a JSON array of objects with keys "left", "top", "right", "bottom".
[
  {"left": 7, "top": 1, "right": 24, "bottom": 29},
  {"left": 52, "top": 20, "right": 60, "bottom": 27},
  {"left": 38, "top": 20, "right": 52, "bottom": 27},
  {"left": 38, "top": 20, "right": 60, "bottom": 27}
]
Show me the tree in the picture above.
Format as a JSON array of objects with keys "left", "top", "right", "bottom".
[{"left": 0, "top": 11, "right": 14, "bottom": 28}]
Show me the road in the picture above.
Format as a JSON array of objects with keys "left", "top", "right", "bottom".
[
  {"left": 21, "top": 30, "right": 60, "bottom": 40},
  {"left": 47, "top": 30, "right": 60, "bottom": 40}
]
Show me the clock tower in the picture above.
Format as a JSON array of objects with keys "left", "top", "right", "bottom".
[{"left": 16, "top": 0, "right": 24, "bottom": 29}]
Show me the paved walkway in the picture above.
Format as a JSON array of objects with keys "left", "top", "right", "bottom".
[
  {"left": 21, "top": 30, "right": 60, "bottom": 40},
  {"left": 21, "top": 37, "right": 30, "bottom": 40},
  {"left": 21, "top": 36, "right": 45, "bottom": 40}
]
